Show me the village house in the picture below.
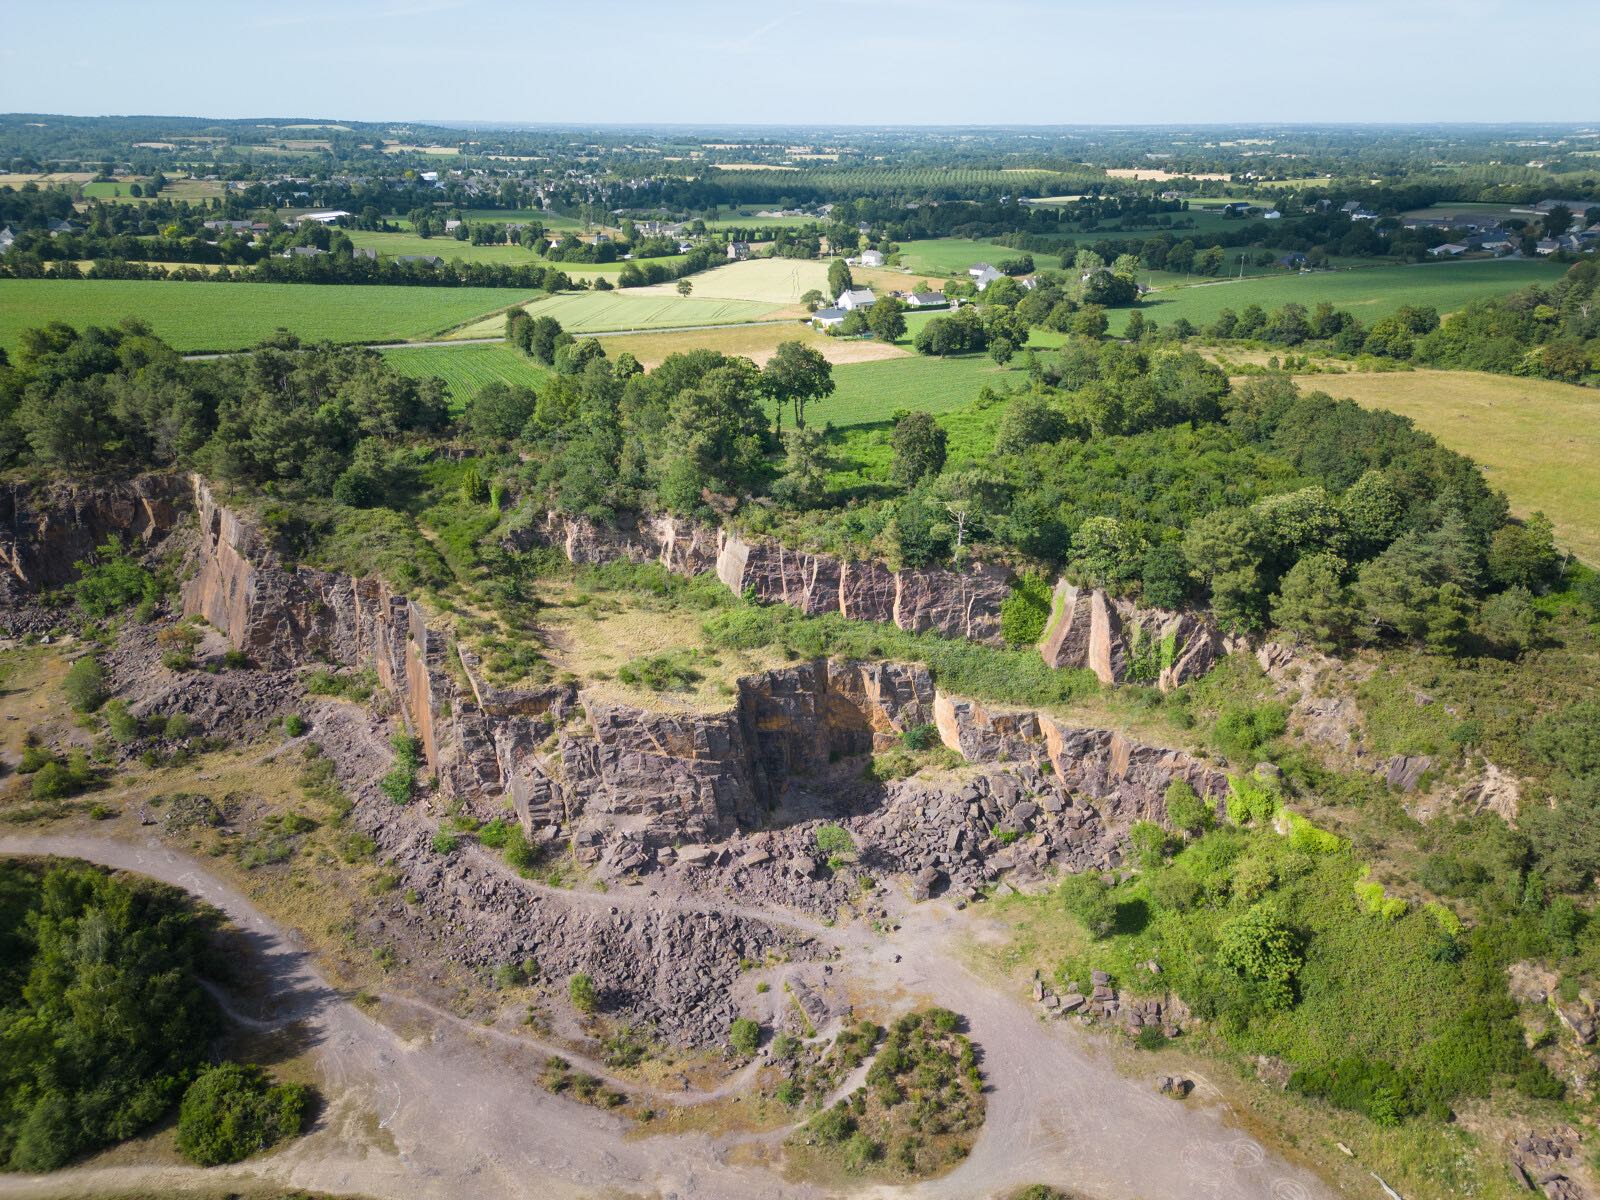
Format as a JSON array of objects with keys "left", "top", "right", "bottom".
[
  {"left": 968, "top": 262, "right": 1003, "bottom": 290},
  {"left": 395, "top": 254, "right": 443, "bottom": 267},
  {"left": 811, "top": 306, "right": 848, "bottom": 328},
  {"left": 837, "top": 286, "right": 876, "bottom": 311},
  {"left": 727, "top": 240, "right": 752, "bottom": 260},
  {"left": 297, "top": 210, "right": 351, "bottom": 224},
  {"left": 282, "top": 245, "right": 326, "bottom": 258},
  {"left": 1428, "top": 242, "right": 1468, "bottom": 257},
  {"left": 859, "top": 248, "right": 884, "bottom": 267},
  {"left": 0, "top": 227, "right": 14, "bottom": 254},
  {"left": 905, "top": 291, "right": 946, "bottom": 308}
]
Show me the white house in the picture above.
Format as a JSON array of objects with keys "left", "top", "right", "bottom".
[
  {"left": 298, "top": 210, "right": 351, "bottom": 224},
  {"left": 1428, "top": 242, "right": 1467, "bottom": 257},
  {"left": 969, "top": 263, "right": 1003, "bottom": 290},
  {"left": 837, "top": 286, "right": 876, "bottom": 311},
  {"left": 812, "top": 306, "right": 848, "bottom": 328},
  {"left": 1262, "top": 210, "right": 1282, "bottom": 220},
  {"left": 727, "top": 241, "right": 752, "bottom": 260},
  {"left": 0, "top": 227, "right": 14, "bottom": 255},
  {"left": 905, "top": 291, "right": 946, "bottom": 308},
  {"left": 859, "top": 248, "right": 884, "bottom": 267}
]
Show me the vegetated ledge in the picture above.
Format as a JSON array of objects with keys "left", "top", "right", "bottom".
[
  {"left": 508, "top": 507, "right": 1230, "bottom": 691},
  {"left": 0, "top": 472, "right": 1237, "bottom": 892}
]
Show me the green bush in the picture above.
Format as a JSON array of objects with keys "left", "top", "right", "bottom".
[
  {"left": 1211, "top": 701, "right": 1288, "bottom": 764},
  {"left": 1000, "top": 573, "right": 1053, "bottom": 647},
  {"left": 1057, "top": 872, "right": 1118, "bottom": 939},
  {"left": 1163, "top": 779, "right": 1214, "bottom": 835},
  {"left": 569, "top": 972, "right": 599, "bottom": 1015},
  {"left": 730, "top": 1017, "right": 762, "bottom": 1057},
  {"left": 1226, "top": 774, "right": 1280, "bottom": 826},
  {"left": 1215, "top": 903, "right": 1302, "bottom": 1010},
  {"left": 814, "top": 824, "right": 856, "bottom": 859},
  {"left": 63, "top": 656, "right": 106, "bottom": 713},
  {"left": 70, "top": 538, "right": 158, "bottom": 620},
  {"left": 105, "top": 700, "right": 142, "bottom": 743},
  {"left": 283, "top": 714, "right": 307, "bottom": 737},
  {"left": 430, "top": 831, "right": 459, "bottom": 855},
  {"left": 175, "top": 1063, "right": 310, "bottom": 1166}
]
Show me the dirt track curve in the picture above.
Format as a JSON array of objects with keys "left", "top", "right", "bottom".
[{"left": 0, "top": 832, "right": 1339, "bottom": 1200}]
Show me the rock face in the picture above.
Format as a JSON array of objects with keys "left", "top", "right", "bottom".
[
  {"left": 516, "top": 512, "right": 1222, "bottom": 679},
  {"left": 0, "top": 474, "right": 185, "bottom": 604},
  {"left": 1038, "top": 580, "right": 1223, "bottom": 690},
  {"left": 4, "top": 478, "right": 1236, "bottom": 885}
]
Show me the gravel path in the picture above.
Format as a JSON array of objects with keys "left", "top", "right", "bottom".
[{"left": 0, "top": 831, "right": 1339, "bottom": 1200}]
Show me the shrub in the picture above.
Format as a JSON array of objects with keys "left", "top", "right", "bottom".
[
  {"left": 899, "top": 722, "right": 940, "bottom": 751},
  {"left": 1211, "top": 701, "right": 1288, "bottom": 764},
  {"left": 430, "top": 831, "right": 459, "bottom": 855},
  {"left": 1285, "top": 812, "right": 1344, "bottom": 855},
  {"left": 70, "top": 538, "right": 158, "bottom": 619},
  {"left": 809, "top": 1101, "right": 856, "bottom": 1144},
  {"left": 1057, "top": 872, "right": 1118, "bottom": 939},
  {"left": 222, "top": 649, "right": 250, "bottom": 669},
  {"left": 569, "top": 972, "right": 599, "bottom": 1015},
  {"left": 730, "top": 1017, "right": 762, "bottom": 1057},
  {"left": 283, "top": 714, "right": 307, "bottom": 737},
  {"left": 1000, "top": 573, "right": 1053, "bottom": 647},
  {"left": 63, "top": 656, "right": 106, "bottom": 712},
  {"left": 1215, "top": 904, "right": 1301, "bottom": 1010},
  {"left": 1163, "top": 779, "right": 1213, "bottom": 835},
  {"left": 175, "top": 1063, "right": 310, "bottom": 1166},
  {"left": 1226, "top": 774, "right": 1280, "bottom": 826},
  {"left": 105, "top": 700, "right": 142, "bottom": 743},
  {"left": 1134, "top": 1026, "right": 1169, "bottom": 1051},
  {"left": 814, "top": 824, "right": 856, "bottom": 859}
]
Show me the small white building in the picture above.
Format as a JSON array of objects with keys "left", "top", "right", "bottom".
[
  {"left": 969, "top": 263, "right": 1003, "bottom": 290},
  {"left": 812, "top": 306, "right": 848, "bottom": 328},
  {"left": 298, "top": 210, "right": 351, "bottom": 224},
  {"left": 837, "top": 287, "right": 876, "bottom": 311},
  {"left": 727, "top": 241, "right": 752, "bottom": 260},
  {"left": 859, "top": 248, "right": 884, "bottom": 267}
]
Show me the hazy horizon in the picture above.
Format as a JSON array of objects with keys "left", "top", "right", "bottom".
[{"left": 2, "top": 0, "right": 1595, "bottom": 127}]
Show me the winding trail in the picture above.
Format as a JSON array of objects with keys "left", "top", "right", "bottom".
[{"left": 0, "top": 831, "right": 1340, "bottom": 1200}]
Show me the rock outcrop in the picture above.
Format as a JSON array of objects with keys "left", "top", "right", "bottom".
[
  {"left": 0, "top": 474, "right": 185, "bottom": 604},
  {"left": 515, "top": 511, "right": 1222, "bottom": 686},
  {"left": 1037, "top": 580, "right": 1224, "bottom": 690}
]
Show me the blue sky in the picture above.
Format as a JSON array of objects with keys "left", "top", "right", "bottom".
[{"left": 1, "top": 0, "right": 1594, "bottom": 125}]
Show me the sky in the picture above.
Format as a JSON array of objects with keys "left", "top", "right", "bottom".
[{"left": 1, "top": 0, "right": 1595, "bottom": 126}]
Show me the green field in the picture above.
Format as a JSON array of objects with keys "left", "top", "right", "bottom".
[
  {"left": 347, "top": 229, "right": 688, "bottom": 276},
  {"left": 1125, "top": 259, "right": 1567, "bottom": 335},
  {"left": 825, "top": 352, "right": 1025, "bottom": 428},
  {"left": 1310, "top": 368, "right": 1600, "bottom": 564},
  {"left": 382, "top": 343, "right": 549, "bottom": 410},
  {"left": 895, "top": 238, "right": 1039, "bottom": 276},
  {"left": 450, "top": 290, "right": 786, "bottom": 338},
  {"left": 0, "top": 280, "right": 525, "bottom": 353}
]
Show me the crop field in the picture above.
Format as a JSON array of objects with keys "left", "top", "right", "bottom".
[
  {"left": 0, "top": 280, "right": 526, "bottom": 353},
  {"left": 633, "top": 257, "right": 828, "bottom": 304},
  {"left": 594, "top": 321, "right": 905, "bottom": 369},
  {"left": 709, "top": 167, "right": 1071, "bottom": 196},
  {"left": 346, "top": 230, "right": 687, "bottom": 276},
  {"left": 1123, "top": 259, "right": 1567, "bottom": 335},
  {"left": 1308, "top": 368, "right": 1600, "bottom": 563},
  {"left": 456, "top": 209, "right": 584, "bottom": 229},
  {"left": 450, "top": 290, "right": 787, "bottom": 338},
  {"left": 381, "top": 343, "right": 549, "bottom": 409}
]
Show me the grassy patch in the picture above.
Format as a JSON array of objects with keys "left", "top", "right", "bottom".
[{"left": 0, "top": 280, "right": 529, "bottom": 353}]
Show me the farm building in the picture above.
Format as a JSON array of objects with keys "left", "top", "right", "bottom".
[
  {"left": 1277, "top": 252, "right": 1309, "bottom": 268},
  {"left": 905, "top": 291, "right": 946, "bottom": 308},
  {"left": 1428, "top": 242, "right": 1468, "bottom": 257},
  {"left": 0, "top": 227, "right": 13, "bottom": 255},
  {"left": 394, "top": 254, "right": 444, "bottom": 267},
  {"left": 812, "top": 306, "right": 848, "bottom": 328},
  {"left": 837, "top": 287, "right": 876, "bottom": 311},
  {"left": 727, "top": 241, "right": 752, "bottom": 260},
  {"left": 283, "top": 245, "right": 327, "bottom": 258},
  {"left": 298, "top": 210, "right": 351, "bottom": 224},
  {"left": 969, "top": 263, "right": 1003, "bottom": 290},
  {"left": 859, "top": 248, "right": 884, "bottom": 267}
]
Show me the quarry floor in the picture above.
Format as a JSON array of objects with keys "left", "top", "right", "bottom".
[{"left": 0, "top": 830, "right": 1335, "bottom": 1200}]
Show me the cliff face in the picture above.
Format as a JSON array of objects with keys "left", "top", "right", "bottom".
[
  {"left": 514, "top": 511, "right": 1222, "bottom": 690},
  {"left": 1, "top": 478, "right": 1235, "bottom": 883},
  {"left": 0, "top": 475, "right": 185, "bottom": 600}
]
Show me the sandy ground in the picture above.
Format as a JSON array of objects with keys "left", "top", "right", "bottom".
[{"left": 0, "top": 831, "right": 1336, "bottom": 1200}]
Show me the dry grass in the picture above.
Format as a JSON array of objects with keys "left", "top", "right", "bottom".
[
  {"left": 538, "top": 588, "right": 786, "bottom": 714},
  {"left": 1306, "top": 368, "right": 1600, "bottom": 563},
  {"left": 635, "top": 257, "right": 831, "bottom": 305},
  {"left": 1104, "top": 167, "right": 1231, "bottom": 182},
  {"left": 595, "top": 321, "right": 907, "bottom": 369},
  {"left": 0, "top": 644, "right": 73, "bottom": 762}
]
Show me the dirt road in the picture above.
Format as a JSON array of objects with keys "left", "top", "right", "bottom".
[{"left": 0, "top": 831, "right": 1338, "bottom": 1200}]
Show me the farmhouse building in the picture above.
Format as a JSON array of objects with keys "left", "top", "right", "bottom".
[
  {"left": 1276, "top": 252, "right": 1309, "bottom": 268},
  {"left": 1427, "top": 242, "right": 1467, "bottom": 257},
  {"left": 298, "top": 210, "right": 351, "bottom": 224},
  {"left": 969, "top": 263, "right": 1003, "bottom": 290},
  {"left": 859, "top": 248, "right": 884, "bottom": 267},
  {"left": 811, "top": 306, "right": 848, "bottom": 328},
  {"left": 283, "top": 245, "right": 326, "bottom": 258},
  {"left": 395, "top": 254, "right": 444, "bottom": 267},
  {"left": 727, "top": 241, "right": 752, "bottom": 260},
  {"left": 905, "top": 291, "right": 946, "bottom": 308},
  {"left": 837, "top": 287, "right": 876, "bottom": 311}
]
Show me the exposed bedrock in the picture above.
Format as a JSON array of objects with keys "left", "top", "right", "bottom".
[
  {"left": 0, "top": 474, "right": 185, "bottom": 603},
  {"left": 511, "top": 511, "right": 1223, "bottom": 689}
]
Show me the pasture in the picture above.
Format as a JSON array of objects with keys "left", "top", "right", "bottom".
[
  {"left": 895, "top": 238, "right": 1037, "bottom": 276},
  {"left": 633, "top": 257, "right": 828, "bottom": 304},
  {"left": 825, "top": 353, "right": 1025, "bottom": 429},
  {"left": 345, "top": 230, "right": 688, "bottom": 277},
  {"left": 450, "top": 290, "right": 787, "bottom": 339},
  {"left": 381, "top": 343, "right": 549, "bottom": 409},
  {"left": 1124, "top": 259, "right": 1567, "bottom": 335},
  {"left": 1308, "top": 368, "right": 1600, "bottom": 563},
  {"left": 0, "top": 280, "right": 526, "bottom": 353}
]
